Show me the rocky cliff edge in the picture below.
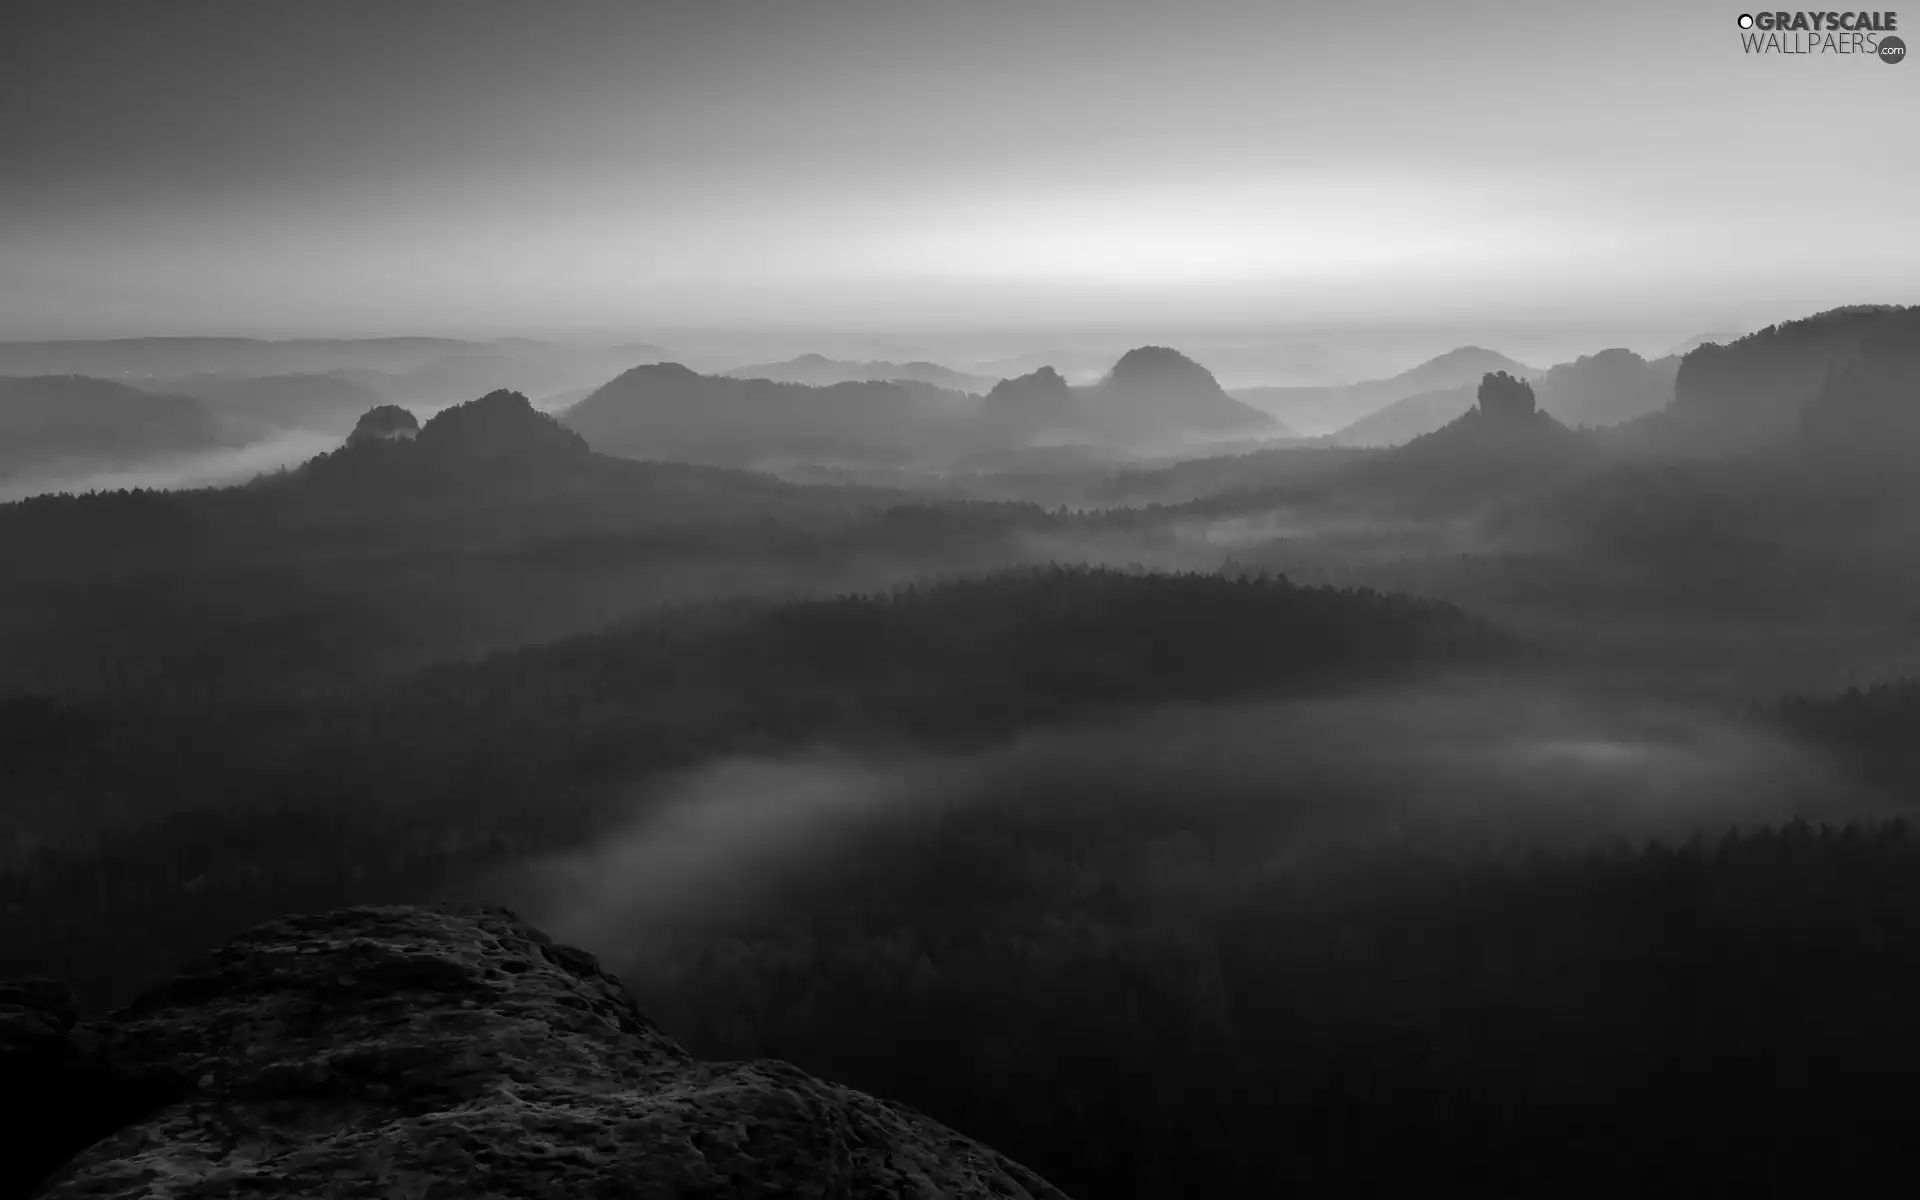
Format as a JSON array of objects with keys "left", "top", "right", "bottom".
[{"left": 2, "top": 905, "right": 1070, "bottom": 1200}]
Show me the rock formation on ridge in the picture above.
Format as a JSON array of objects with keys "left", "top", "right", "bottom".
[
  {"left": 344, "top": 403, "right": 420, "bottom": 445},
  {"left": 5, "top": 905, "right": 1070, "bottom": 1200}
]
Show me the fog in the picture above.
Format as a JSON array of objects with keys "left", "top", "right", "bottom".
[
  {"left": 500, "top": 675, "right": 1868, "bottom": 982},
  {"left": 0, "top": 428, "right": 337, "bottom": 502}
]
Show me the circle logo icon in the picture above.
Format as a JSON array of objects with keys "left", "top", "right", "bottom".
[
  {"left": 1738, "top": 13, "right": 1754, "bottom": 29},
  {"left": 1881, "top": 35, "right": 1907, "bottom": 63}
]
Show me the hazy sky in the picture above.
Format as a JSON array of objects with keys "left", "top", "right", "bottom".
[{"left": 3, "top": 0, "right": 1914, "bottom": 337}]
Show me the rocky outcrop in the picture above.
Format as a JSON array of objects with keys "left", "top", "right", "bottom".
[
  {"left": 1476, "top": 370, "right": 1537, "bottom": 420},
  {"left": 343, "top": 403, "right": 419, "bottom": 445},
  {"left": 8, "top": 906, "right": 1069, "bottom": 1200}
]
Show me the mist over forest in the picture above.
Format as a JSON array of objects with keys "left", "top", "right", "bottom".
[
  {"left": 8, "top": 301, "right": 1920, "bottom": 1196},
  {"left": 7, "top": 1, "right": 1920, "bottom": 1195}
]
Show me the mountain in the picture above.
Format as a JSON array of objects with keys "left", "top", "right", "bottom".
[
  {"left": 1328, "top": 384, "right": 1477, "bottom": 447},
  {"left": 1533, "top": 348, "right": 1681, "bottom": 428},
  {"left": 562, "top": 363, "right": 966, "bottom": 464},
  {"left": 1657, "top": 305, "right": 1913, "bottom": 452},
  {"left": 4, "top": 906, "right": 1067, "bottom": 1200},
  {"left": 345, "top": 404, "right": 420, "bottom": 445},
  {"left": 0, "top": 375, "right": 233, "bottom": 480},
  {"left": 977, "top": 367, "right": 1092, "bottom": 443},
  {"left": 0, "top": 339, "right": 677, "bottom": 412},
  {"left": 1234, "top": 346, "right": 1537, "bottom": 436},
  {"left": 163, "top": 371, "right": 391, "bottom": 437},
  {"left": 1357, "top": 346, "right": 1539, "bottom": 404},
  {"left": 1328, "top": 372, "right": 1595, "bottom": 512},
  {"left": 1078, "top": 346, "right": 1277, "bottom": 444},
  {"left": 1800, "top": 306, "right": 1920, "bottom": 472},
  {"left": 300, "top": 389, "right": 590, "bottom": 495},
  {"left": 724, "top": 353, "right": 998, "bottom": 393},
  {"left": 572, "top": 351, "right": 1279, "bottom": 463},
  {"left": 1328, "top": 348, "right": 1681, "bottom": 446}
]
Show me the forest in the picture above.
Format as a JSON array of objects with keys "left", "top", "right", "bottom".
[{"left": 6, "top": 308, "right": 1920, "bottom": 1197}]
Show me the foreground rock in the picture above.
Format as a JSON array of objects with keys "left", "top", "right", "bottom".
[{"left": 11, "top": 906, "right": 1070, "bottom": 1199}]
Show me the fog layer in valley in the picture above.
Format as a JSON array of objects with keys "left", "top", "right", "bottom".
[
  {"left": 0, "top": 429, "right": 338, "bottom": 503},
  {"left": 500, "top": 674, "right": 1867, "bottom": 983}
]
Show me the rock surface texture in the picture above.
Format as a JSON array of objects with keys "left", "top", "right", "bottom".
[{"left": 8, "top": 906, "right": 1070, "bottom": 1200}]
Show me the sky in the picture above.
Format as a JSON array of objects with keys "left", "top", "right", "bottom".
[{"left": 2, "top": 0, "right": 1915, "bottom": 339}]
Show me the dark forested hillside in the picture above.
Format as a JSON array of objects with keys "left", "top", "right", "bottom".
[
  {"left": 0, "top": 567, "right": 1504, "bottom": 1010},
  {"left": 5, "top": 317, "right": 1920, "bottom": 1200},
  {"left": 1657, "top": 304, "right": 1912, "bottom": 451}
]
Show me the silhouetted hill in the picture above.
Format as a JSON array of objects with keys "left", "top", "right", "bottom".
[
  {"left": 562, "top": 364, "right": 967, "bottom": 465},
  {"left": 1534, "top": 349, "right": 1680, "bottom": 428},
  {"left": 978, "top": 367, "right": 1093, "bottom": 443},
  {"left": 1329, "top": 373, "right": 1596, "bottom": 510},
  {"left": 1367, "top": 346, "right": 1538, "bottom": 402},
  {"left": 723, "top": 353, "right": 998, "bottom": 393},
  {"left": 1238, "top": 346, "right": 1536, "bottom": 436},
  {"left": 301, "top": 390, "right": 589, "bottom": 494},
  {"left": 1328, "top": 383, "right": 1476, "bottom": 446},
  {"left": 0, "top": 376, "right": 232, "bottom": 479},
  {"left": 1080, "top": 347, "right": 1276, "bottom": 443},
  {"left": 1655, "top": 305, "right": 1912, "bottom": 452},
  {"left": 1328, "top": 349, "right": 1678, "bottom": 446},
  {"left": 0, "top": 339, "right": 676, "bottom": 414},
  {"left": 1800, "top": 307, "right": 1920, "bottom": 474}
]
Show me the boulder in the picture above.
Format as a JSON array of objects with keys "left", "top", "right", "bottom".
[{"left": 15, "top": 905, "right": 1069, "bottom": 1200}]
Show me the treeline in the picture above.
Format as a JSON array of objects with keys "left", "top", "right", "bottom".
[
  {"left": 1780, "top": 678, "right": 1920, "bottom": 793},
  {"left": 0, "top": 480, "right": 1064, "bottom": 696},
  {"left": 637, "top": 813, "right": 1920, "bottom": 1196},
  {"left": 0, "top": 567, "right": 1499, "bottom": 1004}
]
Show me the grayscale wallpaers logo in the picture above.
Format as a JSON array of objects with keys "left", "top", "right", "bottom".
[{"left": 1736, "top": 11, "right": 1904, "bottom": 58}]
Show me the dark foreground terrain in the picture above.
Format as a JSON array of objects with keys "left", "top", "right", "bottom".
[
  {"left": 8, "top": 310, "right": 1920, "bottom": 1197},
  {"left": 2, "top": 905, "right": 1068, "bottom": 1200}
]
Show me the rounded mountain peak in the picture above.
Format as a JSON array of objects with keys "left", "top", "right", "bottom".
[
  {"left": 415, "top": 389, "right": 590, "bottom": 467},
  {"left": 1106, "top": 345, "right": 1214, "bottom": 384}
]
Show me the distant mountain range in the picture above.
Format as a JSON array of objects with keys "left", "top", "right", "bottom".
[
  {"left": 563, "top": 363, "right": 972, "bottom": 466},
  {"left": 0, "top": 337, "right": 676, "bottom": 418},
  {"left": 163, "top": 372, "right": 391, "bottom": 437},
  {"left": 564, "top": 346, "right": 1281, "bottom": 466},
  {"left": 1233, "top": 347, "right": 1536, "bottom": 437},
  {"left": 1328, "top": 348, "right": 1683, "bottom": 447},
  {"left": 0, "top": 375, "right": 237, "bottom": 481},
  {"left": 1324, "top": 371, "right": 1599, "bottom": 513},
  {"left": 723, "top": 353, "right": 1000, "bottom": 393}
]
